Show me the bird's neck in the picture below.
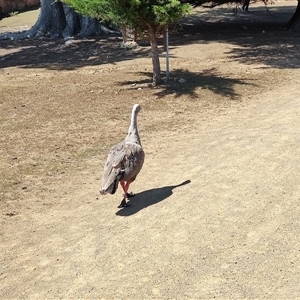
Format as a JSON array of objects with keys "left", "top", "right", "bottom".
[{"left": 126, "top": 110, "right": 141, "bottom": 145}]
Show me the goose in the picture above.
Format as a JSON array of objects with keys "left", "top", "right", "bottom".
[{"left": 100, "top": 104, "right": 145, "bottom": 208}]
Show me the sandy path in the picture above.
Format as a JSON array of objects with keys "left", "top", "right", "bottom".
[{"left": 1, "top": 80, "right": 300, "bottom": 299}]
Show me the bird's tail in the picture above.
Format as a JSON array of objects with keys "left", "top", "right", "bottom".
[{"left": 100, "top": 177, "right": 119, "bottom": 195}]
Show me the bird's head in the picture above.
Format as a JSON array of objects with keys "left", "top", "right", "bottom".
[{"left": 133, "top": 104, "right": 141, "bottom": 113}]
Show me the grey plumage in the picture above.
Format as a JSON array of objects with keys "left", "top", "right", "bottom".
[{"left": 100, "top": 104, "right": 145, "bottom": 207}]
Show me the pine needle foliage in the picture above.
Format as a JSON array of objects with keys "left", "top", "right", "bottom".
[{"left": 63, "top": 0, "right": 191, "bottom": 33}]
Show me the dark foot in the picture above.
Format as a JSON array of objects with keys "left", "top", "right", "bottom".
[
  {"left": 118, "top": 198, "right": 130, "bottom": 208},
  {"left": 126, "top": 192, "right": 135, "bottom": 198}
]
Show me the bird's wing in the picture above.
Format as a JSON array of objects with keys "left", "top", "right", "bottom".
[
  {"left": 107, "top": 142, "right": 126, "bottom": 170},
  {"left": 100, "top": 142, "right": 126, "bottom": 194},
  {"left": 100, "top": 141, "right": 144, "bottom": 194},
  {"left": 121, "top": 142, "right": 145, "bottom": 182}
]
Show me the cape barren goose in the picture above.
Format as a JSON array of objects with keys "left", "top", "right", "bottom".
[{"left": 100, "top": 104, "right": 145, "bottom": 208}]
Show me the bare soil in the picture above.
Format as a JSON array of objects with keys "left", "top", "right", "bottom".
[{"left": 1, "top": 3, "right": 300, "bottom": 299}]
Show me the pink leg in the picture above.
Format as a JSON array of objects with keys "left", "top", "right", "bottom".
[
  {"left": 124, "top": 182, "right": 130, "bottom": 196},
  {"left": 118, "top": 181, "right": 134, "bottom": 207},
  {"left": 118, "top": 182, "right": 130, "bottom": 208},
  {"left": 120, "top": 181, "right": 130, "bottom": 197},
  {"left": 120, "top": 182, "right": 129, "bottom": 198}
]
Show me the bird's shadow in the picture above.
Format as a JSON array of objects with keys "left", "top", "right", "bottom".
[{"left": 116, "top": 179, "right": 191, "bottom": 216}]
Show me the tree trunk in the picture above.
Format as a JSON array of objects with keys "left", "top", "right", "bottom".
[
  {"left": 30, "top": 0, "right": 66, "bottom": 38},
  {"left": 286, "top": 0, "right": 300, "bottom": 30},
  {"left": 148, "top": 26, "right": 162, "bottom": 86},
  {"left": 121, "top": 25, "right": 128, "bottom": 43},
  {"left": 79, "top": 16, "right": 100, "bottom": 37},
  {"left": 0, "top": 0, "right": 117, "bottom": 40},
  {"left": 61, "top": 2, "right": 80, "bottom": 39}
]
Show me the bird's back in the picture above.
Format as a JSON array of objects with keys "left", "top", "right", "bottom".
[{"left": 100, "top": 140, "right": 144, "bottom": 195}]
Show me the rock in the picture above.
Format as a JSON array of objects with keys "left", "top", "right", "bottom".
[
  {"left": 120, "top": 41, "right": 138, "bottom": 49},
  {"left": 178, "top": 78, "right": 187, "bottom": 84}
]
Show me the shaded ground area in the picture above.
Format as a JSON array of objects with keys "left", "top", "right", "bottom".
[{"left": 1, "top": 3, "right": 300, "bottom": 299}]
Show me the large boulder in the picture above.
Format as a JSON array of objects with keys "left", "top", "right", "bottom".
[{"left": 0, "top": 0, "right": 40, "bottom": 15}]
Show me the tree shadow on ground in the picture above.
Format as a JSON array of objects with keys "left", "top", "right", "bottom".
[
  {"left": 118, "top": 68, "right": 255, "bottom": 99},
  {"left": 116, "top": 180, "right": 191, "bottom": 216},
  {"left": 0, "top": 35, "right": 152, "bottom": 70},
  {"left": 173, "top": 5, "right": 300, "bottom": 69}
]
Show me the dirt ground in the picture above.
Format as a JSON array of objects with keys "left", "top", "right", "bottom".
[{"left": 1, "top": 2, "right": 300, "bottom": 299}]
